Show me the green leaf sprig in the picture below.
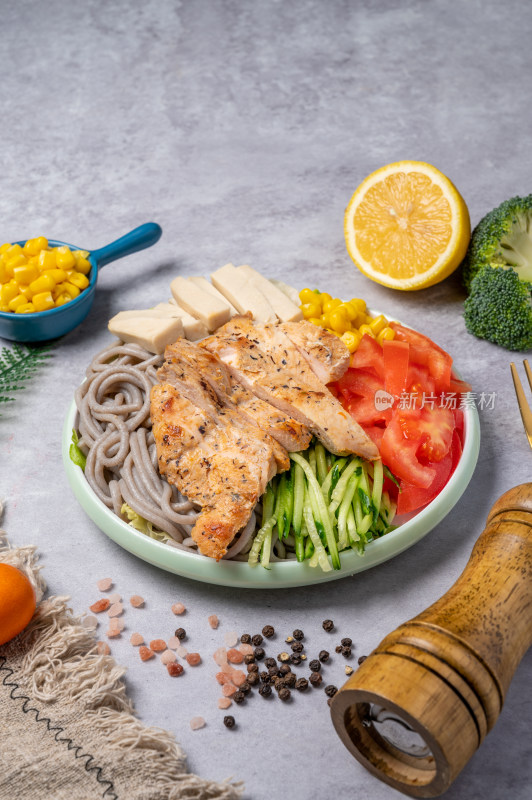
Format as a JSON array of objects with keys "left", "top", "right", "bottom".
[{"left": 0, "top": 342, "right": 54, "bottom": 411}]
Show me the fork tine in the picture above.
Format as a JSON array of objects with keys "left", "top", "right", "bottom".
[{"left": 510, "top": 362, "right": 532, "bottom": 450}]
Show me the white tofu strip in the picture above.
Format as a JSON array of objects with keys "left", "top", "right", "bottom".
[
  {"left": 269, "top": 278, "right": 301, "bottom": 308},
  {"left": 188, "top": 275, "right": 238, "bottom": 314},
  {"left": 166, "top": 299, "right": 209, "bottom": 340},
  {"left": 238, "top": 265, "right": 303, "bottom": 322},
  {"left": 108, "top": 312, "right": 184, "bottom": 355},
  {"left": 210, "top": 263, "right": 277, "bottom": 323},
  {"left": 170, "top": 275, "right": 231, "bottom": 332}
]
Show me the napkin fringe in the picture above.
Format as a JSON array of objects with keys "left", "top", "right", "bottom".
[{"left": 0, "top": 504, "right": 243, "bottom": 800}]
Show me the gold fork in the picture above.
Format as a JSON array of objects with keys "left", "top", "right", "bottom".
[{"left": 510, "top": 359, "right": 532, "bottom": 450}]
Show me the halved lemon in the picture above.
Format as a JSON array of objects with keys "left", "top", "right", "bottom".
[{"left": 344, "top": 161, "right": 471, "bottom": 290}]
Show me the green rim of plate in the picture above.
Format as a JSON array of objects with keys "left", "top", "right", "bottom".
[{"left": 62, "top": 391, "right": 480, "bottom": 589}]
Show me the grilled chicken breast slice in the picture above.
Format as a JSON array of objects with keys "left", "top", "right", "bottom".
[
  {"left": 202, "top": 316, "right": 379, "bottom": 460},
  {"left": 151, "top": 382, "right": 280, "bottom": 560},
  {"left": 279, "top": 320, "right": 350, "bottom": 383}
]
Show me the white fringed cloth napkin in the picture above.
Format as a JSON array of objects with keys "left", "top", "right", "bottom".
[{"left": 0, "top": 505, "right": 242, "bottom": 800}]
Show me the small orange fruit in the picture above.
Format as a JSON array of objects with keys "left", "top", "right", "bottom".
[{"left": 0, "top": 563, "right": 37, "bottom": 645}]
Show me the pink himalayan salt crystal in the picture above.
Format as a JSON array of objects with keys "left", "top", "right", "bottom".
[
  {"left": 186, "top": 652, "right": 201, "bottom": 666},
  {"left": 89, "top": 598, "right": 110, "bottom": 613},
  {"left": 96, "top": 641, "right": 111, "bottom": 655},
  {"left": 222, "top": 684, "right": 237, "bottom": 697},
  {"left": 238, "top": 642, "right": 254, "bottom": 656},
  {"left": 176, "top": 644, "right": 188, "bottom": 658},
  {"left": 215, "top": 671, "right": 231, "bottom": 685},
  {"left": 190, "top": 716, "right": 206, "bottom": 731},
  {"left": 108, "top": 593, "right": 122, "bottom": 604},
  {"left": 97, "top": 578, "right": 113, "bottom": 592},
  {"left": 108, "top": 618, "right": 124, "bottom": 632},
  {"left": 213, "top": 647, "right": 228, "bottom": 666},
  {"left": 149, "top": 639, "right": 167, "bottom": 652},
  {"left": 139, "top": 646, "right": 155, "bottom": 662},
  {"left": 82, "top": 615, "right": 98, "bottom": 630},
  {"left": 227, "top": 648, "right": 244, "bottom": 664},
  {"left": 106, "top": 628, "right": 121, "bottom": 639},
  {"left": 130, "top": 595, "right": 144, "bottom": 608},
  {"left": 167, "top": 635, "right": 181, "bottom": 650},
  {"left": 231, "top": 669, "right": 246, "bottom": 686},
  {"left": 130, "top": 633, "right": 144, "bottom": 646},
  {"left": 224, "top": 631, "right": 238, "bottom": 647},
  {"left": 218, "top": 697, "right": 232, "bottom": 709},
  {"left": 160, "top": 650, "right": 177, "bottom": 665},
  {"left": 171, "top": 603, "right": 186, "bottom": 615},
  {"left": 108, "top": 602, "right": 123, "bottom": 618},
  {"left": 208, "top": 614, "right": 219, "bottom": 629}
]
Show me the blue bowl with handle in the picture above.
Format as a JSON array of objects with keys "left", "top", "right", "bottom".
[{"left": 0, "top": 222, "right": 162, "bottom": 343}]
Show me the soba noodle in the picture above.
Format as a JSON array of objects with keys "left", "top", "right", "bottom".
[{"left": 75, "top": 341, "right": 294, "bottom": 561}]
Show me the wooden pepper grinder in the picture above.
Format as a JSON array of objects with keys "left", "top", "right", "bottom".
[{"left": 330, "top": 483, "right": 532, "bottom": 798}]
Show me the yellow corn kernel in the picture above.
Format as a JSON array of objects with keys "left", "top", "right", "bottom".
[
  {"left": 55, "top": 246, "right": 75, "bottom": 270},
  {"left": 0, "top": 304, "right": 10, "bottom": 312},
  {"left": 358, "top": 323, "right": 376, "bottom": 339},
  {"left": 339, "top": 302, "right": 357, "bottom": 322},
  {"left": 377, "top": 326, "right": 396, "bottom": 345},
  {"left": 57, "top": 281, "right": 80, "bottom": 299},
  {"left": 32, "top": 291, "right": 55, "bottom": 312},
  {"left": 318, "top": 292, "right": 332, "bottom": 305},
  {"left": 6, "top": 253, "right": 26, "bottom": 271},
  {"left": 29, "top": 274, "right": 55, "bottom": 294},
  {"left": 308, "top": 317, "right": 322, "bottom": 326},
  {"left": 34, "top": 236, "right": 48, "bottom": 251},
  {"left": 6, "top": 244, "right": 23, "bottom": 259},
  {"left": 0, "top": 282, "right": 19, "bottom": 304},
  {"left": 350, "top": 298, "right": 367, "bottom": 314},
  {"left": 68, "top": 271, "right": 89, "bottom": 290},
  {"left": 42, "top": 268, "right": 68, "bottom": 286},
  {"left": 0, "top": 243, "right": 11, "bottom": 254},
  {"left": 299, "top": 287, "right": 318, "bottom": 305},
  {"left": 37, "top": 249, "right": 56, "bottom": 271},
  {"left": 73, "top": 252, "right": 91, "bottom": 274},
  {"left": 328, "top": 308, "right": 350, "bottom": 334},
  {"left": 8, "top": 293, "right": 29, "bottom": 312},
  {"left": 300, "top": 301, "right": 322, "bottom": 319},
  {"left": 322, "top": 297, "right": 342, "bottom": 313},
  {"left": 369, "top": 314, "right": 388, "bottom": 336},
  {"left": 54, "top": 292, "right": 72, "bottom": 307},
  {"left": 341, "top": 329, "right": 362, "bottom": 353},
  {"left": 23, "top": 238, "right": 41, "bottom": 256},
  {"left": 0, "top": 263, "right": 10, "bottom": 283},
  {"left": 15, "top": 302, "right": 35, "bottom": 314},
  {"left": 13, "top": 263, "right": 39, "bottom": 285}
]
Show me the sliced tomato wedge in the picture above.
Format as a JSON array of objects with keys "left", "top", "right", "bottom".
[
  {"left": 398, "top": 406, "right": 454, "bottom": 463},
  {"left": 382, "top": 339, "right": 409, "bottom": 397},
  {"left": 380, "top": 412, "right": 436, "bottom": 489},
  {"left": 390, "top": 322, "right": 452, "bottom": 393},
  {"left": 350, "top": 334, "right": 385, "bottom": 381},
  {"left": 396, "top": 429, "right": 461, "bottom": 515},
  {"left": 449, "top": 375, "right": 472, "bottom": 394},
  {"left": 341, "top": 370, "right": 391, "bottom": 426}
]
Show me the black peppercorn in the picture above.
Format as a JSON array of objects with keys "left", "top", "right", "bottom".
[
  {"left": 309, "top": 671, "right": 323, "bottom": 687},
  {"left": 292, "top": 629, "right": 304, "bottom": 640},
  {"left": 358, "top": 655, "right": 368, "bottom": 665},
  {"left": 319, "top": 650, "right": 330, "bottom": 662},
  {"left": 264, "top": 657, "right": 276, "bottom": 669},
  {"left": 284, "top": 672, "right": 296, "bottom": 688},
  {"left": 278, "top": 651, "right": 290, "bottom": 663},
  {"left": 279, "top": 663, "right": 291, "bottom": 675},
  {"left": 240, "top": 682, "right": 251, "bottom": 695},
  {"left": 251, "top": 634, "right": 263, "bottom": 646},
  {"left": 324, "top": 684, "right": 338, "bottom": 698},
  {"left": 341, "top": 646, "right": 352, "bottom": 658},
  {"left": 322, "top": 619, "right": 334, "bottom": 632},
  {"left": 259, "top": 683, "right": 272, "bottom": 697},
  {"left": 290, "top": 653, "right": 302, "bottom": 666},
  {"left": 254, "top": 647, "right": 265, "bottom": 660},
  {"left": 247, "top": 671, "right": 259, "bottom": 685},
  {"left": 233, "top": 691, "right": 245, "bottom": 704},
  {"left": 309, "top": 659, "right": 321, "bottom": 672},
  {"left": 262, "top": 625, "right": 275, "bottom": 638},
  {"left": 223, "top": 715, "right": 236, "bottom": 729},
  {"left": 174, "top": 627, "right": 186, "bottom": 640},
  {"left": 240, "top": 633, "right": 252, "bottom": 644},
  {"left": 260, "top": 671, "right": 271, "bottom": 684},
  {"left": 341, "top": 637, "right": 352, "bottom": 647},
  {"left": 278, "top": 686, "right": 291, "bottom": 702},
  {"left": 291, "top": 641, "right": 304, "bottom": 653},
  {"left": 244, "top": 654, "right": 256, "bottom": 665},
  {"left": 247, "top": 662, "right": 259, "bottom": 673},
  {"left": 268, "top": 665, "right": 279, "bottom": 677},
  {"left": 295, "top": 677, "right": 309, "bottom": 691},
  {"left": 335, "top": 645, "right": 343, "bottom": 654}
]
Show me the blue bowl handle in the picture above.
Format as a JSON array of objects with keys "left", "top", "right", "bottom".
[{"left": 90, "top": 222, "right": 162, "bottom": 268}]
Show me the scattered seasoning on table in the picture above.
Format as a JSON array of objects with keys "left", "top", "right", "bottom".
[
  {"left": 130, "top": 633, "right": 144, "bottom": 646},
  {"left": 341, "top": 646, "right": 352, "bottom": 658},
  {"left": 345, "top": 665, "right": 354, "bottom": 676},
  {"left": 335, "top": 645, "right": 343, "bottom": 654},
  {"left": 208, "top": 614, "right": 219, "bottom": 629},
  {"left": 358, "top": 655, "right": 368, "bottom": 665},
  {"left": 262, "top": 625, "right": 275, "bottom": 638},
  {"left": 260, "top": 671, "right": 271, "bottom": 684},
  {"left": 167, "top": 662, "right": 184, "bottom": 677},
  {"left": 160, "top": 650, "right": 177, "bottom": 665},
  {"left": 247, "top": 662, "right": 259, "bottom": 673},
  {"left": 96, "top": 641, "right": 111, "bottom": 655},
  {"left": 284, "top": 672, "right": 297, "bottom": 688},
  {"left": 292, "top": 629, "right": 304, "bottom": 641},
  {"left": 268, "top": 665, "right": 279, "bottom": 677},
  {"left": 89, "top": 598, "right": 110, "bottom": 613},
  {"left": 227, "top": 648, "right": 244, "bottom": 664},
  {"left": 233, "top": 691, "right": 245, "bottom": 704},
  {"left": 259, "top": 684, "right": 272, "bottom": 698},
  {"left": 240, "top": 633, "right": 252, "bottom": 644},
  {"left": 130, "top": 595, "right": 144, "bottom": 608},
  {"left": 218, "top": 697, "right": 232, "bottom": 709},
  {"left": 139, "top": 646, "right": 154, "bottom": 662},
  {"left": 309, "top": 659, "right": 321, "bottom": 672},
  {"left": 319, "top": 650, "right": 329, "bottom": 662},
  {"left": 224, "top": 715, "right": 236, "bottom": 729},
  {"left": 150, "top": 639, "right": 167, "bottom": 652},
  {"left": 300, "top": 654, "right": 307, "bottom": 661},
  {"left": 341, "top": 637, "right": 352, "bottom": 647},
  {"left": 97, "top": 578, "right": 113, "bottom": 592},
  {"left": 279, "top": 663, "right": 291, "bottom": 675},
  {"left": 186, "top": 652, "right": 202, "bottom": 666},
  {"left": 254, "top": 647, "right": 265, "bottom": 660},
  {"left": 190, "top": 716, "right": 205, "bottom": 731},
  {"left": 251, "top": 634, "right": 263, "bottom": 646},
  {"left": 324, "top": 685, "right": 338, "bottom": 698},
  {"left": 309, "top": 671, "right": 323, "bottom": 687},
  {"left": 174, "top": 627, "right": 187, "bottom": 640},
  {"left": 171, "top": 603, "right": 186, "bottom": 615},
  {"left": 278, "top": 686, "right": 291, "bottom": 701},
  {"left": 290, "top": 654, "right": 302, "bottom": 666},
  {"left": 291, "top": 641, "right": 304, "bottom": 653},
  {"left": 285, "top": 635, "right": 294, "bottom": 643},
  {"left": 264, "top": 657, "right": 276, "bottom": 668},
  {"left": 295, "top": 677, "right": 308, "bottom": 691},
  {"left": 278, "top": 651, "right": 290, "bottom": 663},
  {"left": 322, "top": 619, "right": 334, "bottom": 632},
  {"left": 240, "top": 682, "right": 251, "bottom": 695},
  {"left": 244, "top": 653, "right": 256, "bottom": 665},
  {"left": 247, "top": 671, "right": 259, "bottom": 686}
]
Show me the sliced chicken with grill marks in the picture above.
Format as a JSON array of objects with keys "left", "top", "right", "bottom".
[
  {"left": 201, "top": 316, "right": 379, "bottom": 460},
  {"left": 159, "top": 338, "right": 310, "bottom": 454},
  {"left": 279, "top": 320, "right": 350, "bottom": 383},
  {"left": 150, "top": 382, "right": 282, "bottom": 560}
]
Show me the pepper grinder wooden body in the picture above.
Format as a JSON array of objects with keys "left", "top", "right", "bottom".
[{"left": 330, "top": 483, "right": 532, "bottom": 797}]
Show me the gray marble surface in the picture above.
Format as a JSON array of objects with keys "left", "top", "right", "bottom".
[{"left": 1, "top": 1, "right": 532, "bottom": 798}]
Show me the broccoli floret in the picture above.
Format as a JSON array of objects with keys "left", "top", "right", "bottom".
[
  {"left": 461, "top": 195, "right": 532, "bottom": 291},
  {"left": 464, "top": 266, "right": 532, "bottom": 351}
]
